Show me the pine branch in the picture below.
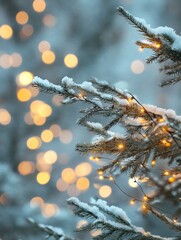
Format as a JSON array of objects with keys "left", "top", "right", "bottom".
[
  {"left": 33, "top": 77, "right": 181, "bottom": 179},
  {"left": 118, "top": 6, "right": 181, "bottom": 86},
  {"left": 148, "top": 206, "right": 181, "bottom": 232},
  {"left": 28, "top": 218, "right": 75, "bottom": 240},
  {"left": 67, "top": 198, "right": 180, "bottom": 240}
]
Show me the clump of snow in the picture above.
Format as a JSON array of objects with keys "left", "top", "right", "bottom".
[
  {"left": 91, "top": 198, "right": 131, "bottom": 224},
  {"left": 135, "top": 16, "right": 181, "bottom": 50},
  {"left": 33, "top": 76, "right": 63, "bottom": 92},
  {"left": 33, "top": 76, "right": 51, "bottom": 88},
  {"left": 68, "top": 197, "right": 106, "bottom": 221},
  {"left": 61, "top": 76, "right": 74, "bottom": 87},
  {"left": 87, "top": 122, "right": 103, "bottom": 129},
  {"left": 78, "top": 81, "right": 97, "bottom": 93},
  {"left": 144, "top": 104, "right": 181, "bottom": 121}
]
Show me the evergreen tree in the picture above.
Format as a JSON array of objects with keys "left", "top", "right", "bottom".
[{"left": 32, "top": 6, "right": 181, "bottom": 240}]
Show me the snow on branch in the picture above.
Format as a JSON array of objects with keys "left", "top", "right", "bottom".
[
  {"left": 118, "top": 6, "right": 181, "bottom": 86},
  {"left": 33, "top": 76, "right": 181, "bottom": 179},
  {"left": 67, "top": 197, "right": 179, "bottom": 240},
  {"left": 28, "top": 218, "right": 74, "bottom": 240}
]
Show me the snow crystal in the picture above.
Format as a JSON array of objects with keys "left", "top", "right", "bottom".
[{"left": 61, "top": 76, "right": 74, "bottom": 87}]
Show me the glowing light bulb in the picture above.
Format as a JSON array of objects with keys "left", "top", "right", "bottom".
[
  {"left": 99, "top": 175, "right": 104, "bottom": 180},
  {"left": 143, "top": 196, "right": 148, "bottom": 201},
  {"left": 154, "top": 42, "right": 161, "bottom": 49},
  {"left": 109, "top": 176, "right": 114, "bottom": 181},
  {"left": 129, "top": 199, "right": 135, "bottom": 205},
  {"left": 118, "top": 143, "right": 125, "bottom": 150},
  {"left": 164, "top": 171, "right": 170, "bottom": 176},
  {"left": 151, "top": 159, "right": 156, "bottom": 166}
]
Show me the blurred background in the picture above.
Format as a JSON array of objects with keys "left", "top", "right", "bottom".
[{"left": 0, "top": 0, "right": 180, "bottom": 239}]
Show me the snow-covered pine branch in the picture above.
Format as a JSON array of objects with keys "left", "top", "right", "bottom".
[
  {"left": 66, "top": 197, "right": 179, "bottom": 240},
  {"left": 28, "top": 218, "right": 74, "bottom": 240},
  {"left": 33, "top": 76, "right": 181, "bottom": 180},
  {"left": 118, "top": 6, "right": 181, "bottom": 86}
]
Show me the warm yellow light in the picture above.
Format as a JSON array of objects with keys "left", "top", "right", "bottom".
[
  {"left": 42, "top": 203, "right": 58, "bottom": 218},
  {"left": 30, "top": 100, "right": 43, "bottom": 114},
  {"left": 143, "top": 196, "right": 148, "bottom": 201},
  {"left": 27, "top": 136, "right": 42, "bottom": 150},
  {"left": 64, "top": 54, "right": 78, "bottom": 68},
  {"left": 99, "top": 175, "right": 104, "bottom": 180},
  {"left": 161, "top": 126, "right": 169, "bottom": 133},
  {"left": 38, "top": 40, "right": 51, "bottom": 53},
  {"left": 129, "top": 199, "right": 135, "bottom": 205},
  {"left": 0, "top": 109, "right": 11, "bottom": 125},
  {"left": 151, "top": 159, "right": 156, "bottom": 166},
  {"left": 16, "top": 11, "right": 29, "bottom": 25},
  {"left": 131, "top": 60, "right": 144, "bottom": 74},
  {"left": 128, "top": 178, "right": 138, "bottom": 188},
  {"left": 32, "top": 0, "right": 46, "bottom": 12},
  {"left": 44, "top": 150, "right": 57, "bottom": 164},
  {"left": 37, "top": 104, "right": 52, "bottom": 117},
  {"left": 98, "top": 170, "right": 103, "bottom": 175},
  {"left": 41, "top": 129, "right": 53, "bottom": 143},
  {"left": 140, "top": 107, "right": 145, "bottom": 113},
  {"left": 0, "top": 24, "right": 13, "bottom": 39},
  {"left": 76, "top": 177, "right": 90, "bottom": 191},
  {"left": 109, "top": 176, "right": 114, "bottom": 181},
  {"left": 161, "top": 138, "right": 171, "bottom": 147},
  {"left": 18, "top": 161, "right": 35, "bottom": 175},
  {"left": 61, "top": 168, "right": 76, "bottom": 184},
  {"left": 154, "top": 42, "right": 161, "bottom": 49},
  {"left": 17, "top": 71, "right": 34, "bottom": 86},
  {"left": 36, "top": 158, "right": 52, "bottom": 172},
  {"left": 33, "top": 115, "right": 46, "bottom": 126},
  {"left": 142, "top": 204, "right": 147, "bottom": 210},
  {"left": 42, "top": 50, "right": 56, "bottom": 64},
  {"left": 164, "top": 171, "right": 170, "bottom": 176},
  {"left": 75, "top": 162, "right": 92, "bottom": 177},
  {"left": 128, "top": 97, "right": 133, "bottom": 103},
  {"left": 56, "top": 178, "right": 69, "bottom": 192},
  {"left": 158, "top": 117, "right": 164, "bottom": 123},
  {"left": 99, "top": 185, "right": 112, "bottom": 198},
  {"left": 168, "top": 176, "right": 176, "bottom": 183},
  {"left": 17, "top": 88, "right": 32, "bottom": 102},
  {"left": 30, "top": 196, "right": 44, "bottom": 208},
  {"left": 36, "top": 171, "right": 50, "bottom": 185},
  {"left": 118, "top": 143, "right": 125, "bottom": 150}
]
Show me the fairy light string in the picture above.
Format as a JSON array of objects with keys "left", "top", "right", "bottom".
[{"left": 126, "top": 92, "right": 181, "bottom": 150}]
